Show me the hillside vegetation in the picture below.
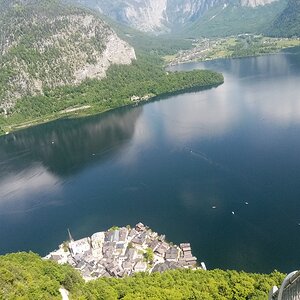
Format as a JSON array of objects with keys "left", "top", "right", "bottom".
[
  {"left": 181, "top": 0, "right": 287, "bottom": 38},
  {"left": 0, "top": 252, "right": 83, "bottom": 300},
  {"left": 0, "top": 0, "right": 225, "bottom": 135},
  {"left": 0, "top": 252, "right": 285, "bottom": 300},
  {"left": 0, "top": 0, "right": 135, "bottom": 111},
  {"left": 0, "top": 54, "right": 224, "bottom": 135},
  {"left": 267, "top": 0, "right": 300, "bottom": 37},
  {"left": 166, "top": 35, "right": 300, "bottom": 65}
]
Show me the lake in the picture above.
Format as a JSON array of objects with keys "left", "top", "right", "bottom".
[{"left": 1, "top": 48, "right": 300, "bottom": 273}]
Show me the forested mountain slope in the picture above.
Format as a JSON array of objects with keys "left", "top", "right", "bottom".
[
  {"left": 268, "top": 0, "right": 300, "bottom": 37},
  {"left": 74, "top": 0, "right": 286, "bottom": 36},
  {"left": 0, "top": 0, "right": 136, "bottom": 113},
  {"left": 180, "top": 0, "right": 287, "bottom": 37}
]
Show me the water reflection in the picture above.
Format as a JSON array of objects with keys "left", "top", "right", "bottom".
[
  {"left": 0, "top": 164, "right": 61, "bottom": 213},
  {"left": 2, "top": 49, "right": 300, "bottom": 272},
  {"left": 0, "top": 107, "right": 142, "bottom": 216},
  {"left": 171, "top": 50, "right": 300, "bottom": 128},
  {"left": 0, "top": 107, "right": 142, "bottom": 177},
  {"left": 155, "top": 86, "right": 239, "bottom": 143}
]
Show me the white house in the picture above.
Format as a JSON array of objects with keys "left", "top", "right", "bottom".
[
  {"left": 91, "top": 232, "right": 105, "bottom": 249},
  {"left": 69, "top": 237, "right": 91, "bottom": 255}
]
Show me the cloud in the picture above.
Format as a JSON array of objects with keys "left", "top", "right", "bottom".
[{"left": 0, "top": 163, "right": 62, "bottom": 215}]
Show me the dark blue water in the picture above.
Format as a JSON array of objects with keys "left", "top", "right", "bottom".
[{"left": 1, "top": 48, "right": 300, "bottom": 273}]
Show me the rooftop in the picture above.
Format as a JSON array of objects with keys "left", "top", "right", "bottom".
[{"left": 46, "top": 222, "right": 201, "bottom": 280}]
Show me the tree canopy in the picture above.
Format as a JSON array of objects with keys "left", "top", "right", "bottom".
[{"left": 0, "top": 252, "right": 285, "bottom": 300}]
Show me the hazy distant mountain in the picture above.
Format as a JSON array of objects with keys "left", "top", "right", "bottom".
[
  {"left": 181, "top": 0, "right": 287, "bottom": 37},
  {"left": 75, "top": 0, "right": 223, "bottom": 32},
  {"left": 75, "top": 0, "right": 283, "bottom": 34},
  {"left": 268, "top": 0, "right": 300, "bottom": 37},
  {"left": 240, "top": 0, "right": 278, "bottom": 7},
  {"left": 0, "top": 0, "right": 136, "bottom": 111}
]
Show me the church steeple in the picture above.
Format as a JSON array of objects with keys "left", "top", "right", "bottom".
[{"left": 67, "top": 228, "right": 74, "bottom": 242}]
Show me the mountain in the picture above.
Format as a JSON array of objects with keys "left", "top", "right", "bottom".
[
  {"left": 241, "top": 0, "right": 278, "bottom": 7},
  {"left": 75, "top": 0, "right": 224, "bottom": 32},
  {"left": 181, "top": 0, "right": 287, "bottom": 37},
  {"left": 0, "top": 0, "right": 136, "bottom": 113},
  {"left": 74, "top": 0, "right": 285, "bottom": 34},
  {"left": 268, "top": 0, "right": 300, "bottom": 37}
]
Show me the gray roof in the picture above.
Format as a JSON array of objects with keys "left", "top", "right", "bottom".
[
  {"left": 155, "top": 243, "right": 169, "bottom": 255},
  {"left": 135, "top": 222, "right": 146, "bottom": 232},
  {"left": 183, "top": 251, "right": 193, "bottom": 258},
  {"left": 116, "top": 243, "right": 125, "bottom": 249},
  {"left": 165, "top": 247, "right": 179, "bottom": 260},
  {"left": 185, "top": 256, "right": 197, "bottom": 262},
  {"left": 105, "top": 231, "right": 114, "bottom": 242},
  {"left": 126, "top": 248, "right": 137, "bottom": 260},
  {"left": 152, "top": 261, "right": 181, "bottom": 273},
  {"left": 180, "top": 243, "right": 191, "bottom": 248},
  {"left": 134, "top": 261, "right": 147, "bottom": 271},
  {"left": 180, "top": 243, "right": 191, "bottom": 251},
  {"left": 158, "top": 235, "right": 166, "bottom": 242},
  {"left": 132, "top": 232, "right": 147, "bottom": 245},
  {"left": 149, "top": 240, "right": 159, "bottom": 250},
  {"left": 50, "top": 254, "right": 62, "bottom": 262},
  {"left": 129, "top": 228, "right": 138, "bottom": 237},
  {"left": 112, "top": 230, "right": 120, "bottom": 242},
  {"left": 122, "top": 261, "right": 133, "bottom": 270},
  {"left": 76, "top": 261, "right": 86, "bottom": 269},
  {"left": 119, "top": 228, "right": 128, "bottom": 242},
  {"left": 74, "top": 254, "right": 84, "bottom": 262}
]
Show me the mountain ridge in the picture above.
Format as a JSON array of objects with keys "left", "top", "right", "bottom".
[
  {"left": 0, "top": 0, "right": 136, "bottom": 112},
  {"left": 74, "top": 0, "right": 284, "bottom": 34},
  {"left": 268, "top": 0, "right": 300, "bottom": 37}
]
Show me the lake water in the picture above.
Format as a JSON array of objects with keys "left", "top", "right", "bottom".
[{"left": 1, "top": 48, "right": 300, "bottom": 273}]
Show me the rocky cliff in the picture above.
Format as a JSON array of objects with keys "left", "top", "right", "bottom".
[
  {"left": 0, "top": 0, "right": 136, "bottom": 112},
  {"left": 240, "top": 0, "right": 278, "bottom": 7},
  {"left": 77, "top": 0, "right": 226, "bottom": 32},
  {"left": 76, "top": 0, "right": 283, "bottom": 33}
]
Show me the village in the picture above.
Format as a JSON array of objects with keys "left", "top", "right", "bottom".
[
  {"left": 166, "top": 35, "right": 300, "bottom": 66},
  {"left": 45, "top": 222, "right": 204, "bottom": 281}
]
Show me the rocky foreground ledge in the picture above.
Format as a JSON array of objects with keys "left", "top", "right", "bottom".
[{"left": 45, "top": 222, "right": 205, "bottom": 281}]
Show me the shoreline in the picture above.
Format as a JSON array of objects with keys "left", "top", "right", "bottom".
[
  {"left": 167, "top": 49, "right": 296, "bottom": 67},
  {"left": 45, "top": 222, "right": 202, "bottom": 281},
  {"left": 165, "top": 37, "right": 300, "bottom": 67},
  {"left": 0, "top": 81, "right": 223, "bottom": 137}
]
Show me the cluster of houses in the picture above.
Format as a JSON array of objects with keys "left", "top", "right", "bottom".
[
  {"left": 45, "top": 222, "right": 203, "bottom": 281},
  {"left": 130, "top": 94, "right": 154, "bottom": 103}
]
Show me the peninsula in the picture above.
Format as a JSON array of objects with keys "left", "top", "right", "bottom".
[{"left": 45, "top": 223, "right": 203, "bottom": 281}]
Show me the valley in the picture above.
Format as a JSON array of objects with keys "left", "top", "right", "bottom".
[
  {"left": 0, "top": 0, "right": 224, "bottom": 135},
  {"left": 165, "top": 35, "right": 300, "bottom": 65},
  {"left": 0, "top": 56, "right": 223, "bottom": 135},
  {"left": 1, "top": 0, "right": 300, "bottom": 299}
]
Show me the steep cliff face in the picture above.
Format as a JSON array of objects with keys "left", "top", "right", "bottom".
[
  {"left": 0, "top": 0, "right": 136, "bottom": 111},
  {"left": 166, "top": 0, "right": 225, "bottom": 27},
  {"left": 240, "top": 0, "right": 278, "bottom": 7},
  {"left": 76, "top": 0, "right": 166, "bottom": 32},
  {"left": 77, "top": 0, "right": 226, "bottom": 32},
  {"left": 76, "top": 0, "right": 284, "bottom": 33}
]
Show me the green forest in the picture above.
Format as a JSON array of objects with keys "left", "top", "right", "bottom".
[
  {"left": 0, "top": 55, "right": 224, "bottom": 135},
  {"left": 0, "top": 252, "right": 285, "bottom": 300},
  {"left": 267, "top": 0, "right": 300, "bottom": 37},
  {"left": 180, "top": 0, "right": 287, "bottom": 38},
  {"left": 0, "top": 0, "right": 224, "bottom": 135}
]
